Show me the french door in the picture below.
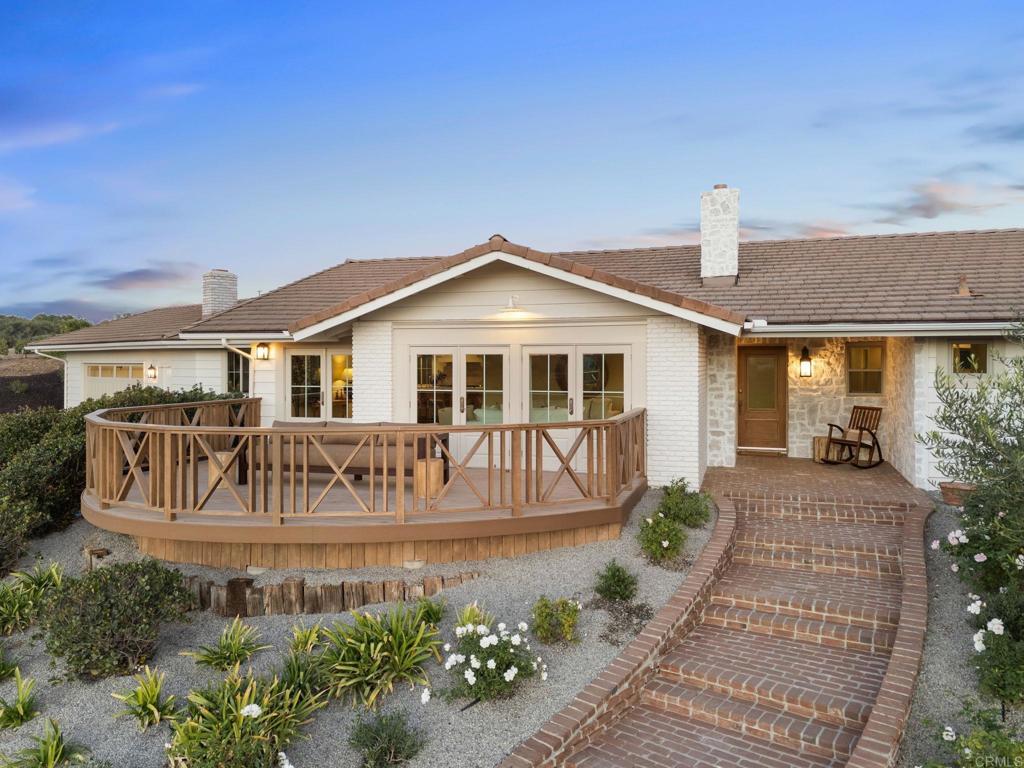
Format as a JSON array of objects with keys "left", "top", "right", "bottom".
[{"left": 412, "top": 347, "right": 509, "bottom": 467}]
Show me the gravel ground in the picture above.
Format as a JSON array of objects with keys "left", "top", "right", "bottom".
[
  {"left": 896, "top": 495, "right": 1023, "bottom": 767},
  {"left": 0, "top": 490, "right": 713, "bottom": 767}
]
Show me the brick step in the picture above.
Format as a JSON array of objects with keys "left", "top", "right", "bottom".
[
  {"left": 643, "top": 676, "right": 861, "bottom": 760},
  {"left": 713, "top": 564, "right": 901, "bottom": 629},
  {"left": 732, "top": 498, "right": 905, "bottom": 525},
  {"left": 661, "top": 624, "right": 888, "bottom": 728},
  {"left": 733, "top": 545, "right": 903, "bottom": 578},
  {"left": 565, "top": 702, "right": 845, "bottom": 768},
  {"left": 736, "top": 517, "right": 903, "bottom": 560},
  {"left": 702, "top": 603, "right": 896, "bottom": 653}
]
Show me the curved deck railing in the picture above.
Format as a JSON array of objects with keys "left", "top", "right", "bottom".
[{"left": 84, "top": 398, "right": 646, "bottom": 528}]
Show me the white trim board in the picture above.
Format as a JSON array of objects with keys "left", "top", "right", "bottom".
[
  {"left": 744, "top": 321, "right": 1016, "bottom": 337},
  {"left": 290, "top": 251, "right": 745, "bottom": 340}
]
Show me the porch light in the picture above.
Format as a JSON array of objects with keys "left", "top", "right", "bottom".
[
  {"left": 799, "top": 346, "right": 813, "bottom": 377},
  {"left": 145, "top": 364, "right": 157, "bottom": 380},
  {"left": 500, "top": 295, "right": 521, "bottom": 314},
  {"left": 254, "top": 343, "right": 270, "bottom": 361}
]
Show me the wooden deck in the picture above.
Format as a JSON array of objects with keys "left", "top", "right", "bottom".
[{"left": 82, "top": 398, "right": 647, "bottom": 568}]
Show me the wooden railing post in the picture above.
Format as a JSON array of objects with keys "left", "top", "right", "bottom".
[
  {"left": 271, "top": 433, "right": 283, "bottom": 524},
  {"left": 163, "top": 431, "right": 176, "bottom": 521},
  {"left": 511, "top": 428, "right": 522, "bottom": 516},
  {"left": 395, "top": 432, "right": 405, "bottom": 524}
]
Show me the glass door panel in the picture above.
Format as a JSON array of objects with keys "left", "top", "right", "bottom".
[
  {"left": 465, "top": 353, "right": 504, "bottom": 424},
  {"left": 582, "top": 352, "right": 625, "bottom": 419},
  {"left": 415, "top": 353, "right": 454, "bottom": 425},
  {"left": 528, "top": 353, "right": 571, "bottom": 423},
  {"left": 330, "top": 353, "right": 353, "bottom": 419},
  {"left": 289, "top": 354, "right": 322, "bottom": 418}
]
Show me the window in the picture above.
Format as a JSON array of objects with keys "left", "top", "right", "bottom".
[
  {"left": 465, "top": 353, "right": 503, "bottom": 424},
  {"left": 582, "top": 353, "right": 625, "bottom": 418},
  {"left": 330, "top": 353, "right": 354, "bottom": 419},
  {"left": 847, "top": 343, "right": 884, "bottom": 395},
  {"left": 952, "top": 342, "right": 988, "bottom": 374},
  {"left": 289, "top": 354, "right": 322, "bottom": 418},
  {"left": 226, "top": 351, "right": 250, "bottom": 394},
  {"left": 84, "top": 361, "right": 144, "bottom": 399},
  {"left": 415, "top": 353, "right": 453, "bottom": 424},
  {"left": 529, "top": 353, "right": 570, "bottom": 423}
]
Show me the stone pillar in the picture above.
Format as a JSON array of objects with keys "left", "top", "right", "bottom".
[
  {"left": 352, "top": 320, "right": 393, "bottom": 422},
  {"left": 700, "top": 185, "right": 740, "bottom": 283}
]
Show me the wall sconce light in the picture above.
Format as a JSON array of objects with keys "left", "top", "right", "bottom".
[
  {"left": 254, "top": 343, "right": 270, "bottom": 361},
  {"left": 145, "top": 364, "right": 157, "bottom": 380},
  {"left": 799, "top": 346, "right": 813, "bottom": 377}
]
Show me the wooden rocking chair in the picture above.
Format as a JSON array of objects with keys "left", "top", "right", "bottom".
[{"left": 823, "top": 405, "right": 884, "bottom": 469}]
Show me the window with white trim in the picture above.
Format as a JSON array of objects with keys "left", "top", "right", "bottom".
[{"left": 952, "top": 341, "right": 988, "bottom": 374}]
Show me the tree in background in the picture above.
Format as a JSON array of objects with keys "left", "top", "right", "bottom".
[{"left": 0, "top": 314, "right": 91, "bottom": 354}]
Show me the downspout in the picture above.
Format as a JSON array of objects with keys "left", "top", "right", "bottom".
[{"left": 31, "top": 349, "right": 69, "bottom": 408}]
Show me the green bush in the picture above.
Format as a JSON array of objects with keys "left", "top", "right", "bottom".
[
  {"left": 184, "top": 617, "right": 271, "bottom": 671},
  {"left": 594, "top": 559, "right": 638, "bottom": 602},
  {"left": 321, "top": 604, "right": 441, "bottom": 709},
  {"left": 111, "top": 666, "right": 177, "bottom": 731},
  {"left": 168, "top": 668, "right": 325, "bottom": 768},
  {"left": 0, "top": 563, "right": 62, "bottom": 636},
  {"left": 0, "top": 718, "right": 87, "bottom": 768},
  {"left": 0, "top": 409, "right": 60, "bottom": 472},
  {"left": 532, "top": 597, "right": 581, "bottom": 644},
  {"left": 637, "top": 514, "right": 686, "bottom": 563},
  {"left": 919, "top": 703, "right": 1024, "bottom": 767},
  {"left": 658, "top": 478, "right": 711, "bottom": 528},
  {"left": 0, "top": 386, "right": 225, "bottom": 545},
  {"left": 414, "top": 597, "right": 445, "bottom": 627},
  {"left": 41, "top": 559, "right": 193, "bottom": 679},
  {"left": 348, "top": 710, "right": 426, "bottom": 768},
  {"left": 445, "top": 617, "right": 541, "bottom": 701}
]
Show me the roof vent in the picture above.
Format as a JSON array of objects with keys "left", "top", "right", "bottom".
[
  {"left": 700, "top": 184, "right": 740, "bottom": 287},
  {"left": 202, "top": 269, "right": 238, "bottom": 318},
  {"left": 956, "top": 274, "right": 973, "bottom": 298}
]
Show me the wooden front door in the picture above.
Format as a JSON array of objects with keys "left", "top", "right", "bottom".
[{"left": 737, "top": 346, "right": 787, "bottom": 452}]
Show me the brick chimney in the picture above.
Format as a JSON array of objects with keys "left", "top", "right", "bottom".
[
  {"left": 202, "top": 269, "right": 238, "bottom": 318},
  {"left": 700, "top": 184, "right": 740, "bottom": 286}
]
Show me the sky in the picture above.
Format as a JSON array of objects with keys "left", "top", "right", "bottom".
[{"left": 1, "top": 1, "right": 1023, "bottom": 322}]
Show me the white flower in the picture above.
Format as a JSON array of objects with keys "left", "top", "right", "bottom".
[
  {"left": 464, "top": 669, "right": 476, "bottom": 685},
  {"left": 510, "top": 634, "right": 522, "bottom": 646},
  {"left": 942, "top": 726, "right": 956, "bottom": 742},
  {"left": 645, "top": 517, "right": 653, "bottom": 525},
  {"left": 476, "top": 624, "right": 490, "bottom": 635},
  {"left": 661, "top": 540, "right": 669, "bottom": 548},
  {"left": 443, "top": 643, "right": 451, "bottom": 652},
  {"left": 1016, "top": 554, "right": 1024, "bottom": 570},
  {"left": 486, "top": 658, "right": 496, "bottom": 670},
  {"left": 497, "top": 622, "right": 506, "bottom": 632},
  {"left": 967, "top": 599, "right": 984, "bottom": 615},
  {"left": 973, "top": 630, "right": 986, "bottom": 653},
  {"left": 930, "top": 540, "right": 940, "bottom": 550},
  {"left": 518, "top": 621, "right": 529, "bottom": 632},
  {"left": 658, "top": 512, "right": 665, "bottom": 518},
  {"left": 974, "top": 552, "right": 987, "bottom": 563},
  {"left": 541, "top": 670, "right": 548, "bottom": 681},
  {"left": 951, "top": 563, "right": 959, "bottom": 573},
  {"left": 240, "top": 704, "right": 262, "bottom": 718},
  {"left": 278, "top": 752, "right": 295, "bottom": 768},
  {"left": 503, "top": 665, "right": 518, "bottom": 682},
  {"left": 455, "top": 626, "right": 466, "bottom": 638},
  {"left": 420, "top": 688, "right": 431, "bottom": 705},
  {"left": 470, "top": 655, "right": 481, "bottom": 669},
  {"left": 480, "top": 634, "right": 499, "bottom": 649},
  {"left": 947, "top": 531, "right": 959, "bottom": 546},
  {"left": 987, "top": 618, "right": 1005, "bottom": 635}
]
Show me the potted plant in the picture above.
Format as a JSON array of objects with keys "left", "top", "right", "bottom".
[{"left": 939, "top": 480, "right": 976, "bottom": 507}]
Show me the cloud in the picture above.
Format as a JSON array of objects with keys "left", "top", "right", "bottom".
[
  {"left": 967, "top": 120, "right": 1024, "bottom": 144},
  {"left": 84, "top": 260, "right": 200, "bottom": 291},
  {"left": 582, "top": 216, "right": 854, "bottom": 250},
  {"left": 0, "top": 178, "right": 35, "bottom": 212},
  {"left": 143, "top": 82, "right": 204, "bottom": 99},
  {"left": 797, "top": 222, "right": 850, "bottom": 239},
  {"left": 870, "top": 182, "right": 1005, "bottom": 225},
  {"left": 0, "top": 298, "right": 139, "bottom": 323},
  {"left": 29, "top": 252, "right": 84, "bottom": 270},
  {"left": 0, "top": 120, "right": 119, "bottom": 153}
]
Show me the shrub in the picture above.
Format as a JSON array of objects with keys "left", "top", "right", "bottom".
[
  {"left": 111, "top": 666, "right": 177, "bottom": 730},
  {"left": 637, "top": 514, "right": 686, "bottom": 563},
  {"left": 0, "top": 669, "right": 39, "bottom": 729},
  {"left": 594, "top": 559, "right": 638, "bottom": 602},
  {"left": 920, "top": 702, "right": 1024, "bottom": 767},
  {"left": 0, "top": 584, "right": 36, "bottom": 636},
  {"left": 975, "top": 631, "right": 1024, "bottom": 707},
  {"left": 0, "top": 718, "right": 87, "bottom": 768},
  {"left": 0, "top": 408, "right": 60, "bottom": 472},
  {"left": 658, "top": 478, "right": 711, "bottom": 528},
  {"left": 288, "top": 622, "right": 323, "bottom": 655},
  {"left": 280, "top": 622, "right": 329, "bottom": 699},
  {"left": 184, "top": 618, "right": 271, "bottom": 671},
  {"left": 532, "top": 597, "right": 581, "bottom": 644},
  {"left": 41, "top": 559, "right": 193, "bottom": 679},
  {"left": 168, "top": 668, "right": 324, "bottom": 768},
  {"left": 414, "top": 596, "right": 445, "bottom": 627},
  {"left": 348, "top": 709, "right": 426, "bottom": 768},
  {"left": 445, "top": 618, "right": 541, "bottom": 701},
  {"left": 0, "top": 386, "right": 226, "bottom": 542},
  {"left": 0, "top": 646, "right": 16, "bottom": 681},
  {"left": 321, "top": 604, "right": 441, "bottom": 709},
  {"left": 455, "top": 601, "right": 493, "bottom": 628}
]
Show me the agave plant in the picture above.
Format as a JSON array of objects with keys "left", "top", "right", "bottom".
[
  {"left": 182, "top": 618, "right": 271, "bottom": 671},
  {"left": 111, "top": 666, "right": 177, "bottom": 730}
]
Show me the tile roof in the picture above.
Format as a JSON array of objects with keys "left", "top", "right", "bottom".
[
  {"left": 30, "top": 228, "right": 1024, "bottom": 347},
  {"left": 30, "top": 305, "right": 203, "bottom": 347}
]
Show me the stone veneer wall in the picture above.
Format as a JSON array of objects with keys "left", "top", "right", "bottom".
[
  {"left": 705, "top": 330, "right": 737, "bottom": 468},
  {"left": 352, "top": 320, "right": 393, "bottom": 422},
  {"left": 646, "top": 316, "right": 704, "bottom": 487},
  {"left": 884, "top": 337, "right": 916, "bottom": 482}
]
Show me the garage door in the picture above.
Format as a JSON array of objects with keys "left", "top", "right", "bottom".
[{"left": 84, "top": 363, "right": 145, "bottom": 400}]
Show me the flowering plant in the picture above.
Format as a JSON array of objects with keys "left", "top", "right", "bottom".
[
  {"left": 919, "top": 702, "right": 1024, "bottom": 767},
  {"left": 637, "top": 513, "right": 685, "bottom": 563},
  {"left": 443, "top": 619, "right": 542, "bottom": 701}
]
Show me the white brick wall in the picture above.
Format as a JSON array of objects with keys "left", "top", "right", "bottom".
[
  {"left": 646, "top": 316, "right": 703, "bottom": 487},
  {"left": 352, "top": 320, "right": 393, "bottom": 422}
]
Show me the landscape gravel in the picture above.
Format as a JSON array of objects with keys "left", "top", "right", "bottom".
[
  {"left": 0, "top": 489, "right": 713, "bottom": 768},
  {"left": 895, "top": 495, "right": 1023, "bottom": 768}
]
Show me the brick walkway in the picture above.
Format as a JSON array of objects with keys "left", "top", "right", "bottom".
[{"left": 561, "top": 457, "right": 931, "bottom": 768}]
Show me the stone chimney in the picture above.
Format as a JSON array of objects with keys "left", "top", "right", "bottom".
[
  {"left": 202, "top": 269, "right": 238, "bottom": 318},
  {"left": 700, "top": 184, "right": 740, "bottom": 286}
]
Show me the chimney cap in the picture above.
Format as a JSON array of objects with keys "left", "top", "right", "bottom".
[{"left": 713, "top": 183, "right": 728, "bottom": 190}]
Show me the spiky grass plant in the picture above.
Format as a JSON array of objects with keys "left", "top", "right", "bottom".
[
  {"left": 111, "top": 666, "right": 177, "bottom": 730},
  {"left": 0, "top": 718, "right": 88, "bottom": 767},
  {"left": 183, "top": 618, "right": 271, "bottom": 671},
  {"left": 0, "top": 669, "right": 39, "bottom": 729}
]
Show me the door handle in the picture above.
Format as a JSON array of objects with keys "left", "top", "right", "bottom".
[
  {"left": 459, "top": 396, "right": 465, "bottom": 414},
  {"left": 569, "top": 397, "right": 574, "bottom": 415}
]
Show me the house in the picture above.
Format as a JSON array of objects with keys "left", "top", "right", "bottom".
[{"left": 29, "top": 185, "right": 1024, "bottom": 492}]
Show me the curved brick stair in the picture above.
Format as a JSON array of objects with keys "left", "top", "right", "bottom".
[{"left": 563, "top": 495, "right": 912, "bottom": 768}]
